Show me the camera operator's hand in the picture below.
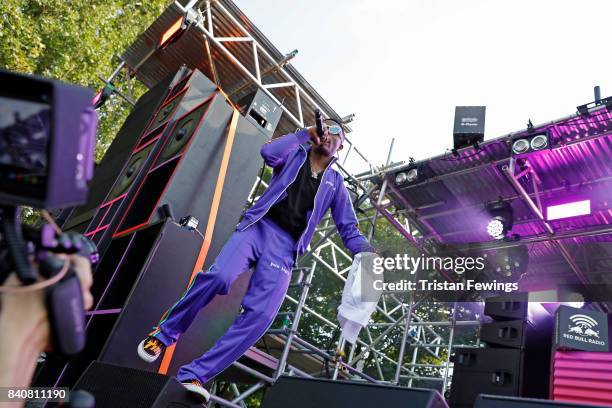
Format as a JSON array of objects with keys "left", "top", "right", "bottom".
[{"left": 0, "top": 254, "right": 93, "bottom": 390}]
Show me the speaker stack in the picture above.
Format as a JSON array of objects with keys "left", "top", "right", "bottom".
[
  {"left": 73, "top": 68, "right": 219, "bottom": 254},
  {"left": 62, "top": 66, "right": 192, "bottom": 233},
  {"left": 261, "top": 376, "right": 449, "bottom": 408},
  {"left": 449, "top": 294, "right": 555, "bottom": 408},
  {"left": 33, "top": 68, "right": 281, "bottom": 388}
]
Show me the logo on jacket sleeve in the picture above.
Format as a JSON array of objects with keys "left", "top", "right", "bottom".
[{"left": 325, "top": 180, "right": 336, "bottom": 190}]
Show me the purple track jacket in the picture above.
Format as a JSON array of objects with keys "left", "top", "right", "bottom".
[{"left": 236, "top": 129, "right": 375, "bottom": 257}]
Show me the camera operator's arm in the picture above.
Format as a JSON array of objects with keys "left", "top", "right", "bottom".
[{"left": 0, "top": 255, "right": 93, "bottom": 389}]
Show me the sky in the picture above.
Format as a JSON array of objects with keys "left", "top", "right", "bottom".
[{"left": 234, "top": 0, "right": 612, "bottom": 173}]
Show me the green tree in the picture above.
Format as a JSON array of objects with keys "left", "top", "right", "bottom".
[
  {"left": 0, "top": 0, "right": 169, "bottom": 161},
  {"left": 1, "top": 0, "right": 169, "bottom": 222}
]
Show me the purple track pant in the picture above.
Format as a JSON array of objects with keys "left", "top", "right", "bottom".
[{"left": 149, "top": 216, "right": 296, "bottom": 383}]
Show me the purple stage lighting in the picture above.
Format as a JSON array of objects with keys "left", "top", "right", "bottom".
[
  {"left": 487, "top": 218, "right": 505, "bottom": 239},
  {"left": 546, "top": 199, "right": 591, "bottom": 220},
  {"left": 485, "top": 200, "right": 513, "bottom": 240}
]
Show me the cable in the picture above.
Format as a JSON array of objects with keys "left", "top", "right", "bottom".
[
  {"left": 0, "top": 257, "right": 69, "bottom": 293},
  {"left": 42, "top": 210, "right": 62, "bottom": 235}
]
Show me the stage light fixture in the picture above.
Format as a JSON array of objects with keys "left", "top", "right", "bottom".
[
  {"left": 486, "top": 201, "right": 513, "bottom": 240},
  {"left": 179, "top": 215, "right": 199, "bottom": 231},
  {"left": 566, "top": 300, "right": 585, "bottom": 309},
  {"left": 395, "top": 172, "right": 408, "bottom": 185},
  {"left": 530, "top": 134, "right": 548, "bottom": 150},
  {"left": 546, "top": 199, "right": 591, "bottom": 221},
  {"left": 511, "top": 132, "right": 550, "bottom": 156},
  {"left": 511, "top": 139, "right": 530, "bottom": 154},
  {"left": 481, "top": 244, "right": 528, "bottom": 280},
  {"left": 394, "top": 168, "right": 418, "bottom": 185},
  {"left": 486, "top": 219, "right": 505, "bottom": 240},
  {"left": 392, "top": 162, "right": 433, "bottom": 187},
  {"left": 406, "top": 168, "right": 418, "bottom": 183}
]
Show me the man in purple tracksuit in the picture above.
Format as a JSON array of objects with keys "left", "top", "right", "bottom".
[{"left": 137, "top": 119, "right": 375, "bottom": 401}]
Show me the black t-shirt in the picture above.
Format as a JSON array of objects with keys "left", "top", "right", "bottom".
[{"left": 267, "top": 156, "right": 321, "bottom": 241}]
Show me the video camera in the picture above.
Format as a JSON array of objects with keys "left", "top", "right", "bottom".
[{"left": 0, "top": 69, "right": 98, "bottom": 356}]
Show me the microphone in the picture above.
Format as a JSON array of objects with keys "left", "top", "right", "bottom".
[{"left": 315, "top": 109, "right": 325, "bottom": 139}]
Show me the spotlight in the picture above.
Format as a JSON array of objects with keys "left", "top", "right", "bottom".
[
  {"left": 395, "top": 172, "right": 408, "bottom": 185},
  {"left": 481, "top": 244, "right": 529, "bottom": 280},
  {"left": 392, "top": 162, "right": 433, "bottom": 186},
  {"left": 546, "top": 199, "right": 591, "bottom": 221},
  {"left": 406, "top": 168, "right": 418, "bottom": 183},
  {"left": 530, "top": 290, "right": 585, "bottom": 313},
  {"left": 510, "top": 131, "right": 550, "bottom": 156},
  {"left": 486, "top": 219, "right": 505, "bottom": 240},
  {"left": 530, "top": 134, "right": 548, "bottom": 150},
  {"left": 511, "top": 139, "right": 530, "bottom": 154},
  {"left": 179, "top": 215, "right": 199, "bottom": 231},
  {"left": 486, "top": 201, "right": 513, "bottom": 240},
  {"left": 341, "top": 113, "right": 356, "bottom": 124}
]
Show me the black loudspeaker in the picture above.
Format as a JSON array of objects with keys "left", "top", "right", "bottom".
[
  {"left": 484, "top": 293, "right": 528, "bottom": 320},
  {"left": 111, "top": 89, "right": 242, "bottom": 237},
  {"left": 72, "top": 69, "right": 218, "bottom": 255},
  {"left": 261, "top": 376, "right": 449, "bottom": 408},
  {"left": 453, "top": 106, "right": 486, "bottom": 150},
  {"left": 449, "top": 347, "right": 551, "bottom": 407},
  {"left": 107, "top": 142, "right": 157, "bottom": 200},
  {"left": 73, "top": 361, "right": 202, "bottom": 408},
  {"left": 237, "top": 88, "right": 283, "bottom": 137},
  {"left": 475, "top": 395, "right": 600, "bottom": 408},
  {"left": 481, "top": 319, "right": 551, "bottom": 350},
  {"left": 64, "top": 67, "right": 190, "bottom": 232}
]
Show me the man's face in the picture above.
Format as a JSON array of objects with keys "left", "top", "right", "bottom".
[{"left": 314, "top": 121, "right": 344, "bottom": 157}]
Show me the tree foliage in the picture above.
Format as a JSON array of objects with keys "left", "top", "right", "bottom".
[{"left": 0, "top": 0, "right": 169, "bottom": 160}]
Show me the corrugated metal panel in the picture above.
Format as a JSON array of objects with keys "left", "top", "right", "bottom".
[{"left": 553, "top": 351, "right": 612, "bottom": 407}]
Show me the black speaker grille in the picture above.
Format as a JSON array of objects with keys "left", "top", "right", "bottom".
[{"left": 74, "top": 362, "right": 170, "bottom": 408}]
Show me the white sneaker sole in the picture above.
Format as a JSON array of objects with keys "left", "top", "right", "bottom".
[
  {"left": 137, "top": 339, "right": 160, "bottom": 363},
  {"left": 182, "top": 382, "right": 210, "bottom": 402}
]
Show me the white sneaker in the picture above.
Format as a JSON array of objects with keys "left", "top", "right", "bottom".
[
  {"left": 137, "top": 337, "right": 165, "bottom": 363},
  {"left": 181, "top": 379, "right": 210, "bottom": 402}
]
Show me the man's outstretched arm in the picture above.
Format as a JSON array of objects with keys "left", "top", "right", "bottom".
[{"left": 330, "top": 179, "right": 376, "bottom": 255}]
